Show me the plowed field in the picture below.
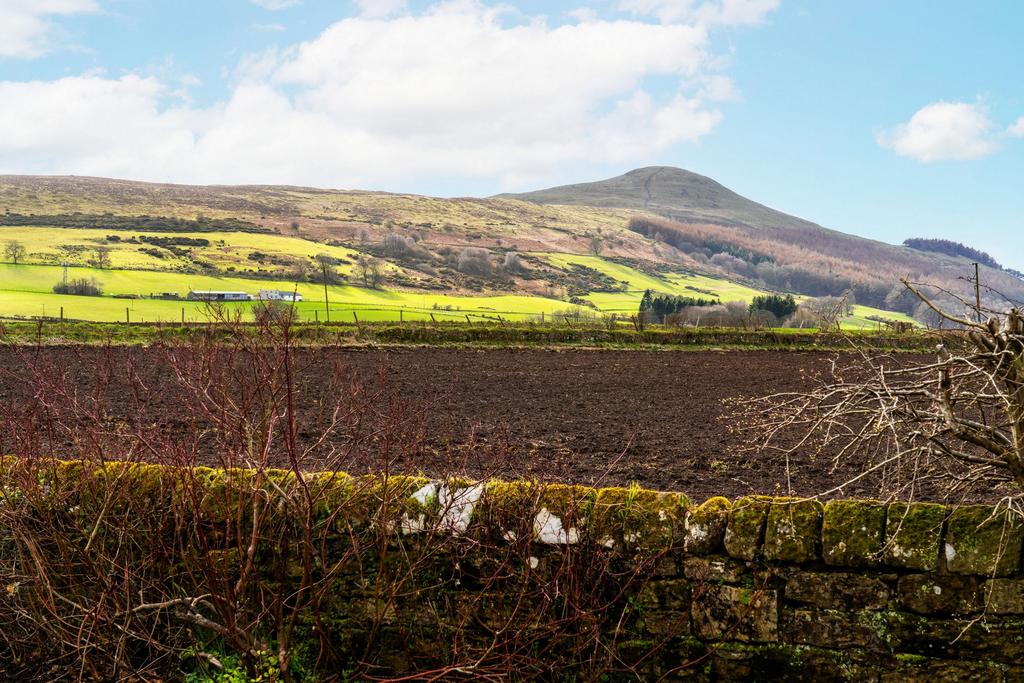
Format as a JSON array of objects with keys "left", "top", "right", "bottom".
[{"left": 0, "top": 346, "right": 1000, "bottom": 502}]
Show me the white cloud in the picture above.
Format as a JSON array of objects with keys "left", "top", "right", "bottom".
[
  {"left": 619, "top": 0, "right": 780, "bottom": 26},
  {"left": 249, "top": 0, "right": 300, "bottom": 10},
  {"left": 876, "top": 101, "right": 999, "bottom": 162},
  {"left": 0, "top": 0, "right": 757, "bottom": 190},
  {"left": 354, "top": 0, "right": 407, "bottom": 18},
  {"left": 0, "top": 0, "right": 98, "bottom": 59},
  {"left": 697, "top": 74, "right": 740, "bottom": 102},
  {"left": 1009, "top": 116, "right": 1024, "bottom": 138},
  {"left": 0, "top": 75, "right": 198, "bottom": 177}
]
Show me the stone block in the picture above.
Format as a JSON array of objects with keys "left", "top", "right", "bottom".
[
  {"left": 724, "top": 496, "right": 771, "bottom": 561},
  {"left": 691, "top": 584, "right": 779, "bottom": 642},
  {"left": 945, "top": 504, "right": 1024, "bottom": 576},
  {"left": 638, "top": 610, "right": 692, "bottom": 638},
  {"left": 591, "top": 486, "right": 688, "bottom": 553},
  {"left": 682, "top": 496, "right": 730, "bottom": 554},
  {"left": 711, "top": 643, "right": 877, "bottom": 682},
  {"left": 784, "top": 571, "right": 889, "bottom": 610},
  {"left": 652, "top": 554, "right": 680, "bottom": 577},
  {"left": 781, "top": 608, "right": 889, "bottom": 652},
  {"left": 882, "top": 612, "right": 1024, "bottom": 664},
  {"left": 821, "top": 500, "right": 886, "bottom": 567},
  {"left": 884, "top": 502, "right": 945, "bottom": 571},
  {"left": 682, "top": 555, "right": 747, "bottom": 583},
  {"left": 883, "top": 658, "right": 1014, "bottom": 683},
  {"left": 636, "top": 578, "right": 693, "bottom": 611},
  {"left": 762, "top": 498, "right": 823, "bottom": 563},
  {"left": 983, "top": 578, "right": 1024, "bottom": 615},
  {"left": 897, "top": 574, "right": 980, "bottom": 615}
]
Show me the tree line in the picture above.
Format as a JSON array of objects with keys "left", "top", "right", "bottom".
[
  {"left": 0, "top": 212, "right": 267, "bottom": 233},
  {"left": 639, "top": 290, "right": 719, "bottom": 320}
]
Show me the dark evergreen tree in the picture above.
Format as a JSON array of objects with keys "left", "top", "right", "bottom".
[{"left": 749, "top": 293, "right": 797, "bottom": 318}]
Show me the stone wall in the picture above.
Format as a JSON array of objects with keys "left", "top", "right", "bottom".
[
  {"left": 637, "top": 495, "right": 1024, "bottom": 681},
  {"left": 1, "top": 461, "right": 1023, "bottom": 680}
]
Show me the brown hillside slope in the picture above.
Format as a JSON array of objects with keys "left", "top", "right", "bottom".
[
  {"left": 2, "top": 170, "right": 1021, "bottom": 313},
  {"left": 502, "top": 166, "right": 1024, "bottom": 309}
]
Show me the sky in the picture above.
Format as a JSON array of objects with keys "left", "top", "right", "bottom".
[{"left": 1, "top": 0, "right": 1022, "bottom": 269}]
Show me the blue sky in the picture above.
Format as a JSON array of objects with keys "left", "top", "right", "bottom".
[{"left": 1, "top": 0, "right": 1022, "bottom": 269}]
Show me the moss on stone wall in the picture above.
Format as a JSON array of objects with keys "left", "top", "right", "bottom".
[
  {"left": 763, "top": 498, "right": 824, "bottom": 563},
  {"left": 883, "top": 502, "right": 945, "bottom": 571},
  {"left": 3, "top": 458, "right": 1024, "bottom": 681},
  {"left": 684, "top": 496, "right": 731, "bottom": 554},
  {"left": 945, "top": 505, "right": 1024, "bottom": 576},
  {"left": 724, "top": 496, "right": 772, "bottom": 561},
  {"left": 822, "top": 500, "right": 886, "bottom": 567}
]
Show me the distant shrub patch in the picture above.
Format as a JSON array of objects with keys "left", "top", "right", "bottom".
[{"left": 53, "top": 277, "right": 103, "bottom": 296}]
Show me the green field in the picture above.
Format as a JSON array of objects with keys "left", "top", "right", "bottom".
[
  {"left": 0, "top": 227, "right": 364, "bottom": 275},
  {"left": 532, "top": 253, "right": 914, "bottom": 329},
  {"left": 0, "top": 255, "right": 919, "bottom": 328},
  {"left": 0, "top": 263, "right": 580, "bottom": 323}
]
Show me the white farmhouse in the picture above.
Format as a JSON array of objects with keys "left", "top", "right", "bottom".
[
  {"left": 257, "top": 290, "right": 303, "bottom": 302},
  {"left": 186, "top": 291, "right": 253, "bottom": 301}
]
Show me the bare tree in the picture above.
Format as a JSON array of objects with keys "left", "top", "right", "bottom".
[
  {"left": 456, "top": 247, "right": 492, "bottom": 276},
  {"left": 502, "top": 251, "right": 522, "bottom": 274},
  {"left": 313, "top": 252, "right": 342, "bottom": 284},
  {"left": 4, "top": 239, "right": 26, "bottom": 264},
  {"left": 93, "top": 245, "right": 112, "bottom": 269},
  {"left": 355, "top": 255, "right": 384, "bottom": 288},
  {"left": 733, "top": 281, "right": 1024, "bottom": 499},
  {"left": 788, "top": 293, "right": 852, "bottom": 330}
]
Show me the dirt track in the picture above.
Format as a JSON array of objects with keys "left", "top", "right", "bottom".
[{"left": 0, "top": 346, "right": 1002, "bottom": 503}]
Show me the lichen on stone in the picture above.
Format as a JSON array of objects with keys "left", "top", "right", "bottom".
[
  {"left": 763, "top": 498, "right": 823, "bottom": 564},
  {"left": 821, "top": 500, "right": 886, "bottom": 567},
  {"left": 944, "top": 504, "right": 1024, "bottom": 577},
  {"left": 884, "top": 502, "right": 945, "bottom": 571},
  {"left": 683, "top": 496, "right": 731, "bottom": 555},
  {"left": 724, "top": 496, "right": 772, "bottom": 561},
  {"left": 591, "top": 485, "right": 688, "bottom": 554}
]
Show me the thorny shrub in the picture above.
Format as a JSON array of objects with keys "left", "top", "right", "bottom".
[{"left": 0, "top": 306, "right": 675, "bottom": 681}]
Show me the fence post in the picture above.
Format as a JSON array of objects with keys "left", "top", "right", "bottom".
[
  {"left": 399, "top": 309, "right": 403, "bottom": 323},
  {"left": 60, "top": 306, "right": 64, "bottom": 322},
  {"left": 126, "top": 307, "right": 130, "bottom": 325},
  {"left": 181, "top": 307, "right": 185, "bottom": 325}
]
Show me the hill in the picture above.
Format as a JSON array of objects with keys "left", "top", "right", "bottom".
[
  {"left": 504, "top": 167, "right": 1024, "bottom": 316},
  {"left": 499, "top": 166, "right": 820, "bottom": 231},
  {"left": 0, "top": 169, "right": 1017, "bottom": 326}
]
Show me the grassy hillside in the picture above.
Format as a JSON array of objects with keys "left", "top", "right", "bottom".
[
  {"left": 0, "top": 263, "right": 579, "bottom": 323},
  {"left": 502, "top": 167, "right": 1024, "bottom": 313},
  {"left": 0, "top": 170, "right": 1000, "bottom": 329}
]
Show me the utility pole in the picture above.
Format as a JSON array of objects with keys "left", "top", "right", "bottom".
[
  {"left": 974, "top": 262, "right": 982, "bottom": 323},
  {"left": 321, "top": 260, "right": 331, "bottom": 323}
]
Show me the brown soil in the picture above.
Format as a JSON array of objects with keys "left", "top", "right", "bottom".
[{"left": 0, "top": 346, "right": 1005, "bottom": 503}]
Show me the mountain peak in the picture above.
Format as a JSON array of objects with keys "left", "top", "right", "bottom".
[{"left": 499, "top": 166, "right": 815, "bottom": 232}]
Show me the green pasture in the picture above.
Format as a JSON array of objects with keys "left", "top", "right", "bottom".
[
  {"left": 0, "top": 263, "right": 578, "bottom": 323},
  {"left": 535, "top": 252, "right": 766, "bottom": 305},
  {"left": 0, "top": 257, "right": 920, "bottom": 328},
  {"left": 537, "top": 252, "right": 672, "bottom": 291},
  {"left": 531, "top": 253, "right": 916, "bottom": 329},
  {"left": 0, "top": 227, "right": 363, "bottom": 274}
]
